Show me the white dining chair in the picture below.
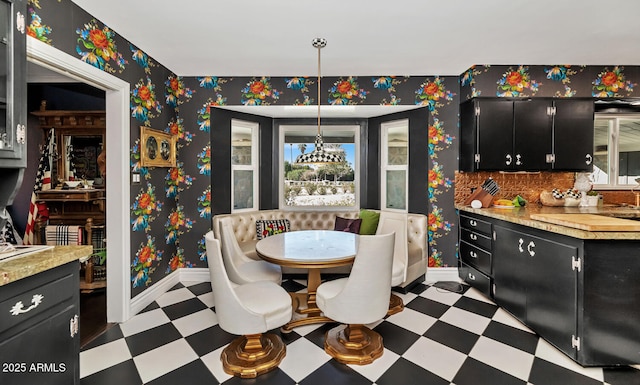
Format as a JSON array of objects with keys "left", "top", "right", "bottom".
[
  {"left": 205, "top": 232, "right": 292, "bottom": 378},
  {"left": 376, "top": 211, "right": 408, "bottom": 315},
  {"left": 315, "top": 232, "right": 395, "bottom": 365},
  {"left": 218, "top": 217, "right": 282, "bottom": 285}
]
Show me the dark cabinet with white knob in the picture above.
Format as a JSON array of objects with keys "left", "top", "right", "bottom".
[
  {"left": 0, "top": 0, "right": 27, "bottom": 166},
  {"left": 459, "top": 98, "right": 593, "bottom": 172},
  {"left": 0, "top": 261, "right": 80, "bottom": 385}
]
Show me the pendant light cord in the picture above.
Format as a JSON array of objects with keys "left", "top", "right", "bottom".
[{"left": 317, "top": 43, "right": 321, "bottom": 137}]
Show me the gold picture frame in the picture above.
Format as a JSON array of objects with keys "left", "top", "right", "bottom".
[{"left": 140, "top": 126, "right": 176, "bottom": 167}]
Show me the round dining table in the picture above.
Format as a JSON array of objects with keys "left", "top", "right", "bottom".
[{"left": 255, "top": 230, "right": 358, "bottom": 331}]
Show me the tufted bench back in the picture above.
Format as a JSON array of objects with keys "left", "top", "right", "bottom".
[
  {"left": 212, "top": 209, "right": 426, "bottom": 251},
  {"left": 212, "top": 210, "right": 359, "bottom": 243}
]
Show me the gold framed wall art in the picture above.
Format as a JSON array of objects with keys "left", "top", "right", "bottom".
[{"left": 140, "top": 126, "right": 176, "bottom": 167}]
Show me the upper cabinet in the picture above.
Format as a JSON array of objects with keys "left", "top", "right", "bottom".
[
  {"left": 459, "top": 98, "right": 594, "bottom": 172},
  {"left": 0, "top": 0, "right": 26, "bottom": 168}
]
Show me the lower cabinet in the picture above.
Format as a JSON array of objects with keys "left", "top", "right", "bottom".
[
  {"left": 0, "top": 261, "right": 79, "bottom": 385},
  {"left": 462, "top": 211, "right": 640, "bottom": 366},
  {"left": 493, "top": 225, "right": 579, "bottom": 361}
]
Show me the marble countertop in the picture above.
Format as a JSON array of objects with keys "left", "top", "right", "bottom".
[
  {"left": 456, "top": 204, "right": 640, "bottom": 240},
  {"left": 0, "top": 245, "right": 93, "bottom": 286}
]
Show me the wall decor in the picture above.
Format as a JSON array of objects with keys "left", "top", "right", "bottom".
[{"left": 140, "top": 126, "right": 176, "bottom": 167}]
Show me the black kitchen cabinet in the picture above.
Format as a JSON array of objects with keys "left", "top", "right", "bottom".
[
  {"left": 461, "top": 209, "right": 640, "bottom": 366},
  {"left": 0, "top": 0, "right": 27, "bottom": 167},
  {"left": 0, "top": 261, "right": 80, "bottom": 385},
  {"left": 552, "top": 99, "right": 594, "bottom": 171},
  {"left": 459, "top": 98, "right": 594, "bottom": 172},
  {"left": 493, "top": 224, "right": 579, "bottom": 360},
  {"left": 458, "top": 213, "right": 493, "bottom": 297}
]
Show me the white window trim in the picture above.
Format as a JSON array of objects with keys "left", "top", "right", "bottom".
[
  {"left": 592, "top": 114, "right": 640, "bottom": 190},
  {"left": 381, "top": 119, "right": 408, "bottom": 213},
  {"left": 279, "top": 125, "right": 360, "bottom": 211},
  {"left": 231, "top": 119, "right": 259, "bottom": 212}
]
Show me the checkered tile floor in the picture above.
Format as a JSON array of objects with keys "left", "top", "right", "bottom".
[{"left": 80, "top": 279, "right": 640, "bottom": 385}]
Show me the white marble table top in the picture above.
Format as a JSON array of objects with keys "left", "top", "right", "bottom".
[{"left": 255, "top": 230, "right": 358, "bottom": 267}]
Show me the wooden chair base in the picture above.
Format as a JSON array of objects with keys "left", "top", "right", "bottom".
[
  {"left": 324, "top": 324, "right": 384, "bottom": 365},
  {"left": 221, "top": 333, "right": 286, "bottom": 378},
  {"left": 387, "top": 293, "right": 404, "bottom": 316}
]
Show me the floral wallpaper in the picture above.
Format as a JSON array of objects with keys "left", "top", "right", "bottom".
[{"left": 26, "top": 0, "right": 640, "bottom": 298}]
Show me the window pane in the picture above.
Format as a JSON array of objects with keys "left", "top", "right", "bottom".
[
  {"left": 233, "top": 170, "right": 253, "bottom": 210},
  {"left": 386, "top": 170, "right": 406, "bottom": 210},
  {"left": 387, "top": 128, "right": 408, "bottom": 166},
  {"left": 282, "top": 127, "right": 357, "bottom": 207},
  {"left": 591, "top": 119, "right": 610, "bottom": 185},
  {"left": 618, "top": 118, "right": 640, "bottom": 185}
]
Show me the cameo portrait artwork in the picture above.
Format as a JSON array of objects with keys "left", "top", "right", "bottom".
[
  {"left": 140, "top": 126, "right": 176, "bottom": 167},
  {"left": 160, "top": 139, "right": 170, "bottom": 161},
  {"left": 146, "top": 136, "right": 158, "bottom": 160}
]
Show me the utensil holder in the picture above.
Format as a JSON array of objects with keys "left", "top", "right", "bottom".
[{"left": 464, "top": 189, "right": 495, "bottom": 208}]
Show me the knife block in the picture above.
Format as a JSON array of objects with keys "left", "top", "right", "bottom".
[{"left": 464, "top": 189, "right": 495, "bottom": 208}]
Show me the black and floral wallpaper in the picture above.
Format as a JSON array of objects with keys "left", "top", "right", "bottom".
[{"left": 28, "top": 1, "right": 640, "bottom": 299}]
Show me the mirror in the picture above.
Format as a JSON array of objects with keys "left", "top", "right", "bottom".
[{"left": 60, "top": 134, "right": 104, "bottom": 182}]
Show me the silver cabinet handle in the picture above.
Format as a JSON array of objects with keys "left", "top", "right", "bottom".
[
  {"left": 468, "top": 272, "right": 476, "bottom": 281},
  {"left": 527, "top": 241, "right": 536, "bottom": 256},
  {"left": 585, "top": 154, "right": 592, "bottom": 165},
  {"left": 470, "top": 251, "right": 478, "bottom": 258},
  {"left": 518, "top": 238, "right": 524, "bottom": 253},
  {"left": 469, "top": 220, "right": 477, "bottom": 227},
  {"left": 10, "top": 294, "right": 44, "bottom": 316},
  {"left": 469, "top": 233, "right": 478, "bottom": 241},
  {"left": 505, "top": 154, "right": 512, "bottom": 165},
  {"left": 516, "top": 154, "right": 522, "bottom": 166},
  {"left": 70, "top": 315, "right": 79, "bottom": 338}
]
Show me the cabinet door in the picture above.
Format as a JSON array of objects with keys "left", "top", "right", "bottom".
[
  {"left": 493, "top": 225, "right": 528, "bottom": 321},
  {"left": 476, "top": 99, "right": 514, "bottom": 170},
  {"left": 0, "top": 0, "right": 26, "bottom": 165},
  {"left": 0, "top": 304, "right": 79, "bottom": 385},
  {"left": 526, "top": 232, "right": 578, "bottom": 361},
  {"left": 513, "top": 99, "right": 553, "bottom": 171},
  {"left": 552, "top": 99, "right": 594, "bottom": 171}
]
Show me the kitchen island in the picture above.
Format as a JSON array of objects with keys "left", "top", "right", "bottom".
[
  {"left": 0, "top": 245, "right": 92, "bottom": 385},
  {"left": 456, "top": 204, "right": 640, "bottom": 367}
]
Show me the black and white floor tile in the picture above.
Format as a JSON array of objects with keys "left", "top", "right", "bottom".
[{"left": 80, "top": 279, "right": 640, "bottom": 385}]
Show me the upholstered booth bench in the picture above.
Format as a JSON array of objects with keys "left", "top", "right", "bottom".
[{"left": 212, "top": 209, "right": 428, "bottom": 291}]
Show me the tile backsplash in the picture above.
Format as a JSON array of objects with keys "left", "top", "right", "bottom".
[
  {"left": 454, "top": 171, "right": 575, "bottom": 204},
  {"left": 455, "top": 171, "right": 638, "bottom": 206}
]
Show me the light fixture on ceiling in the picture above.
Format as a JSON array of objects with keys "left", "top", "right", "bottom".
[{"left": 295, "top": 38, "right": 344, "bottom": 165}]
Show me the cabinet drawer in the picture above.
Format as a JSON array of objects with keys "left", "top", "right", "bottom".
[
  {"left": 460, "top": 215, "right": 492, "bottom": 236},
  {"left": 460, "top": 240, "right": 491, "bottom": 275},
  {"left": 459, "top": 261, "right": 492, "bottom": 298},
  {"left": 460, "top": 228, "right": 491, "bottom": 251},
  {"left": 0, "top": 264, "right": 76, "bottom": 335}
]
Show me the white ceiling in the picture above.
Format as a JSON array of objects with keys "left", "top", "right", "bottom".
[
  {"left": 69, "top": 0, "right": 640, "bottom": 77},
  {"left": 31, "top": 1, "right": 640, "bottom": 118}
]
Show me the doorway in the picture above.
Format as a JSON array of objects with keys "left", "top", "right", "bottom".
[{"left": 26, "top": 38, "right": 131, "bottom": 325}]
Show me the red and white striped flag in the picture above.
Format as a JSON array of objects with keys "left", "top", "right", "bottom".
[{"left": 23, "top": 129, "right": 54, "bottom": 245}]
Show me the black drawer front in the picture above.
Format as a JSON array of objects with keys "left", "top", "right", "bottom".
[
  {"left": 460, "top": 228, "right": 491, "bottom": 251},
  {"left": 459, "top": 261, "right": 491, "bottom": 298},
  {"left": 460, "top": 215, "right": 492, "bottom": 236},
  {"left": 460, "top": 240, "right": 491, "bottom": 275},
  {"left": 0, "top": 266, "right": 76, "bottom": 335}
]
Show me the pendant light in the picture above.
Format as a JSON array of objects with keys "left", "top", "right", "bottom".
[{"left": 295, "top": 38, "right": 344, "bottom": 164}]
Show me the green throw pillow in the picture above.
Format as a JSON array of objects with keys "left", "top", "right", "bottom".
[{"left": 359, "top": 209, "right": 380, "bottom": 235}]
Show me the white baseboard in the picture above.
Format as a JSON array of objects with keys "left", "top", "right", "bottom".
[
  {"left": 130, "top": 270, "right": 181, "bottom": 316},
  {"left": 425, "top": 267, "right": 461, "bottom": 284},
  {"left": 180, "top": 267, "right": 211, "bottom": 282}
]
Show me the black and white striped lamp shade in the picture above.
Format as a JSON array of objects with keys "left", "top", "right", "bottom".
[{"left": 295, "top": 134, "right": 344, "bottom": 164}]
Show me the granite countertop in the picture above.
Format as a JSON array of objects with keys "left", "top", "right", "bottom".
[
  {"left": 0, "top": 245, "right": 93, "bottom": 286},
  {"left": 456, "top": 204, "right": 640, "bottom": 240}
]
